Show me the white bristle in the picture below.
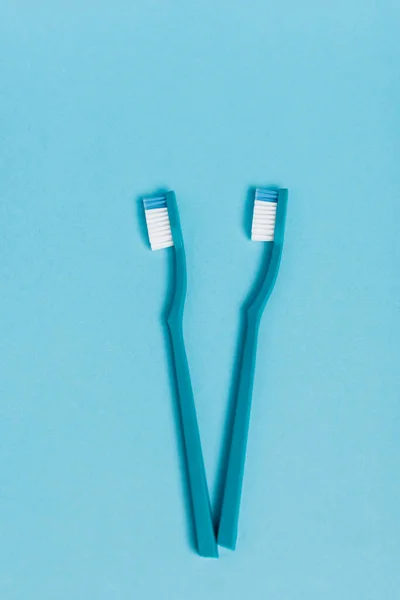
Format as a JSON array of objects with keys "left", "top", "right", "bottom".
[
  {"left": 144, "top": 207, "right": 174, "bottom": 251},
  {"left": 251, "top": 199, "right": 277, "bottom": 242}
]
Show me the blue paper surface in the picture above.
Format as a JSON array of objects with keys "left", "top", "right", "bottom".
[{"left": 1, "top": 1, "right": 399, "bottom": 598}]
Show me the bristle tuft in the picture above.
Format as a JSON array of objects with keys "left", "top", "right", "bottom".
[
  {"left": 143, "top": 196, "right": 173, "bottom": 250},
  {"left": 251, "top": 188, "right": 278, "bottom": 242}
]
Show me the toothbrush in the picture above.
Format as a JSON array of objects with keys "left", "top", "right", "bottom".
[
  {"left": 217, "top": 187, "right": 288, "bottom": 550},
  {"left": 143, "top": 191, "right": 218, "bottom": 558}
]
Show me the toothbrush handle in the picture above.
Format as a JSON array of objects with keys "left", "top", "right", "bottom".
[
  {"left": 217, "top": 311, "right": 260, "bottom": 550},
  {"left": 165, "top": 190, "right": 217, "bottom": 558},
  {"left": 167, "top": 318, "right": 218, "bottom": 557},
  {"left": 218, "top": 189, "right": 288, "bottom": 550}
]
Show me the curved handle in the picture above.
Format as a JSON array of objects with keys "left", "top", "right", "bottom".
[
  {"left": 166, "top": 192, "right": 218, "bottom": 558},
  {"left": 217, "top": 189, "right": 288, "bottom": 550}
]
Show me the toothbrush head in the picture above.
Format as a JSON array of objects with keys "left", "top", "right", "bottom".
[
  {"left": 143, "top": 195, "right": 174, "bottom": 251},
  {"left": 251, "top": 188, "right": 279, "bottom": 242}
]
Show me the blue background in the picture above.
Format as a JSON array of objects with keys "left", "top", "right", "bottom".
[{"left": 1, "top": 1, "right": 399, "bottom": 598}]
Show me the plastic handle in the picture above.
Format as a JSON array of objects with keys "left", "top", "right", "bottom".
[
  {"left": 165, "top": 192, "right": 218, "bottom": 558},
  {"left": 217, "top": 189, "right": 288, "bottom": 550}
]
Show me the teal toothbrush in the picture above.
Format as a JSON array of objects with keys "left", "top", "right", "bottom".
[
  {"left": 217, "top": 187, "right": 288, "bottom": 550},
  {"left": 143, "top": 191, "right": 218, "bottom": 558}
]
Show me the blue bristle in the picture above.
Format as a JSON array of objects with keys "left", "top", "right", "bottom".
[
  {"left": 143, "top": 196, "right": 167, "bottom": 210},
  {"left": 255, "top": 188, "right": 278, "bottom": 202}
]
